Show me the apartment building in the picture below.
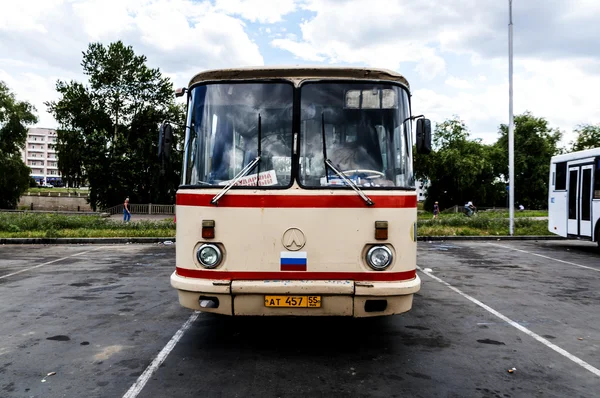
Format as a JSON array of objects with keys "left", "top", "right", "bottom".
[
  {"left": 416, "top": 178, "right": 429, "bottom": 202},
  {"left": 21, "top": 128, "right": 62, "bottom": 185}
]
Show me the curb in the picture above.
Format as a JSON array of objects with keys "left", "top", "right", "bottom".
[
  {"left": 0, "top": 236, "right": 565, "bottom": 244},
  {"left": 417, "top": 235, "right": 565, "bottom": 241},
  {"left": 0, "top": 237, "right": 176, "bottom": 245}
]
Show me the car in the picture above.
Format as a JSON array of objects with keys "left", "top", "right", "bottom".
[{"left": 40, "top": 183, "right": 54, "bottom": 188}]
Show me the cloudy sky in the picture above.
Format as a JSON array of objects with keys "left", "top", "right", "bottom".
[{"left": 1, "top": 0, "right": 599, "bottom": 145}]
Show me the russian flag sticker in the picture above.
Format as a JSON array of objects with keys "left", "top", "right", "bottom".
[{"left": 280, "top": 251, "right": 307, "bottom": 271}]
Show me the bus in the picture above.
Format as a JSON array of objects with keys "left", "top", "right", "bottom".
[
  {"left": 548, "top": 147, "right": 600, "bottom": 246},
  {"left": 160, "top": 67, "right": 432, "bottom": 317}
]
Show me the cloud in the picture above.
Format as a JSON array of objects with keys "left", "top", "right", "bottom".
[
  {"left": 271, "top": 39, "right": 326, "bottom": 62},
  {"left": 1, "top": 0, "right": 599, "bottom": 146},
  {"left": 435, "top": 0, "right": 600, "bottom": 64},
  {"left": 0, "top": 0, "right": 265, "bottom": 128},
  {"left": 274, "top": 0, "right": 600, "bottom": 75},
  {"left": 445, "top": 76, "right": 473, "bottom": 90},
  {"left": 267, "top": 0, "right": 600, "bottom": 145},
  {"left": 413, "top": 56, "right": 600, "bottom": 146},
  {"left": 213, "top": 0, "right": 298, "bottom": 23},
  {"left": 273, "top": 0, "right": 449, "bottom": 78}
]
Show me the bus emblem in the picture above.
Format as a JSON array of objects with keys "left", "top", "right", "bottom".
[{"left": 282, "top": 228, "right": 306, "bottom": 251}]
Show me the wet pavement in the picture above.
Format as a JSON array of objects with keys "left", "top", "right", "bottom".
[{"left": 0, "top": 240, "right": 598, "bottom": 397}]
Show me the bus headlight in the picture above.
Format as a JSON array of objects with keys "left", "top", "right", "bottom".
[
  {"left": 196, "top": 244, "right": 222, "bottom": 268},
  {"left": 366, "top": 246, "right": 393, "bottom": 270}
]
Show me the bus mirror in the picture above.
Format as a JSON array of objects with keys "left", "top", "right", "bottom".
[
  {"left": 175, "top": 87, "right": 187, "bottom": 97},
  {"left": 416, "top": 118, "right": 432, "bottom": 154},
  {"left": 158, "top": 122, "right": 174, "bottom": 160}
]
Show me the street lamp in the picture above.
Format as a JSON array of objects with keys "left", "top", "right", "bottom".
[{"left": 508, "top": 0, "right": 515, "bottom": 235}]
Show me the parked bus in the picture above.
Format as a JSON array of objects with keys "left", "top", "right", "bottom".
[
  {"left": 160, "top": 67, "right": 432, "bottom": 317},
  {"left": 548, "top": 147, "right": 600, "bottom": 246}
]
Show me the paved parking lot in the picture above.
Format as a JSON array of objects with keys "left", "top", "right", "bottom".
[{"left": 0, "top": 240, "right": 598, "bottom": 397}]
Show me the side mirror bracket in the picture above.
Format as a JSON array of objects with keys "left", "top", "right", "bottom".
[{"left": 175, "top": 87, "right": 188, "bottom": 97}]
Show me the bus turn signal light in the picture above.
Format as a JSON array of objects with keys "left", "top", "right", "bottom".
[
  {"left": 202, "top": 220, "right": 215, "bottom": 239},
  {"left": 375, "top": 221, "right": 388, "bottom": 240}
]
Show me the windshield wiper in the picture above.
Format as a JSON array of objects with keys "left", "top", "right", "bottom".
[
  {"left": 211, "top": 113, "right": 262, "bottom": 205},
  {"left": 321, "top": 112, "right": 374, "bottom": 206},
  {"left": 325, "top": 160, "right": 374, "bottom": 206},
  {"left": 210, "top": 156, "right": 260, "bottom": 205}
]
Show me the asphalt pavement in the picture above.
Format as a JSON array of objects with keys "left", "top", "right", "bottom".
[{"left": 0, "top": 240, "right": 599, "bottom": 397}]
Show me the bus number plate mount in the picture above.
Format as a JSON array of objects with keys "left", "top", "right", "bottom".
[{"left": 264, "top": 296, "right": 321, "bottom": 308}]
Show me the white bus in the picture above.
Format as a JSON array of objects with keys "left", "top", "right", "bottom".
[
  {"left": 160, "top": 67, "right": 432, "bottom": 317},
  {"left": 548, "top": 147, "right": 600, "bottom": 246}
]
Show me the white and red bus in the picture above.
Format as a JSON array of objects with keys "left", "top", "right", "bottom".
[
  {"left": 548, "top": 147, "right": 600, "bottom": 246},
  {"left": 162, "top": 67, "right": 432, "bottom": 317}
]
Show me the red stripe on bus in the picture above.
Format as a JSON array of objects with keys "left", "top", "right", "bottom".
[
  {"left": 176, "top": 193, "right": 417, "bottom": 208},
  {"left": 175, "top": 267, "right": 416, "bottom": 282},
  {"left": 280, "top": 264, "right": 307, "bottom": 271}
]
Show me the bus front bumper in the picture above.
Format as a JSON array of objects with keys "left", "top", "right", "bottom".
[{"left": 170, "top": 271, "right": 421, "bottom": 317}]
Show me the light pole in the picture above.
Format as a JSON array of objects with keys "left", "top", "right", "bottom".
[{"left": 508, "top": 0, "right": 515, "bottom": 235}]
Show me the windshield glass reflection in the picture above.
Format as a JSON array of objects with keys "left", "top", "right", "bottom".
[
  {"left": 185, "top": 83, "right": 294, "bottom": 187},
  {"left": 298, "top": 83, "right": 414, "bottom": 189}
]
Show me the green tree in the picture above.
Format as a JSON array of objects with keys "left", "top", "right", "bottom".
[
  {"left": 493, "top": 112, "right": 562, "bottom": 210},
  {"left": 0, "top": 81, "right": 37, "bottom": 209},
  {"left": 55, "top": 129, "right": 86, "bottom": 188},
  {"left": 46, "top": 41, "right": 183, "bottom": 210},
  {"left": 415, "top": 117, "right": 504, "bottom": 211},
  {"left": 571, "top": 124, "right": 600, "bottom": 151}
]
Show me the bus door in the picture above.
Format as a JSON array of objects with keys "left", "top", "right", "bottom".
[{"left": 567, "top": 164, "right": 594, "bottom": 237}]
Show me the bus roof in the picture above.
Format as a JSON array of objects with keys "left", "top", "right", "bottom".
[
  {"left": 551, "top": 147, "right": 600, "bottom": 163},
  {"left": 188, "top": 66, "right": 409, "bottom": 88}
]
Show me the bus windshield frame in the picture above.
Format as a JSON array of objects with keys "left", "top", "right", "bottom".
[
  {"left": 181, "top": 79, "right": 414, "bottom": 190},
  {"left": 183, "top": 81, "right": 295, "bottom": 189},
  {"left": 297, "top": 81, "right": 414, "bottom": 190}
]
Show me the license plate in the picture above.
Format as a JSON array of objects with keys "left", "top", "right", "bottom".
[{"left": 264, "top": 295, "right": 321, "bottom": 308}]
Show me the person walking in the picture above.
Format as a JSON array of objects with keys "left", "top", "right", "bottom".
[
  {"left": 124, "top": 197, "right": 131, "bottom": 222},
  {"left": 433, "top": 201, "right": 439, "bottom": 219}
]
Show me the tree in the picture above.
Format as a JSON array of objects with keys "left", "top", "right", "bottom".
[
  {"left": 571, "top": 124, "right": 600, "bottom": 152},
  {"left": 46, "top": 41, "right": 184, "bottom": 210},
  {"left": 415, "top": 117, "right": 504, "bottom": 211},
  {"left": 492, "top": 112, "right": 562, "bottom": 210},
  {"left": 55, "top": 129, "right": 86, "bottom": 188},
  {"left": 0, "top": 81, "right": 37, "bottom": 209}
]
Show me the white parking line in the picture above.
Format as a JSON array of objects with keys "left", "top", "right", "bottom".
[
  {"left": 487, "top": 242, "right": 600, "bottom": 273},
  {"left": 0, "top": 248, "right": 102, "bottom": 280},
  {"left": 417, "top": 266, "right": 600, "bottom": 378},
  {"left": 122, "top": 312, "right": 200, "bottom": 398}
]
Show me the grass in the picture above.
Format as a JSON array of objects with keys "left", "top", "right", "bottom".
[
  {"left": 417, "top": 212, "right": 552, "bottom": 236},
  {"left": 26, "top": 187, "right": 88, "bottom": 194},
  {"left": 0, "top": 229, "right": 175, "bottom": 238},
  {"left": 0, "top": 213, "right": 175, "bottom": 238},
  {"left": 418, "top": 209, "right": 548, "bottom": 220},
  {"left": 0, "top": 211, "right": 551, "bottom": 239}
]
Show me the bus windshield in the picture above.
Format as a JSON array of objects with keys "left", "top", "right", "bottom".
[
  {"left": 184, "top": 83, "right": 294, "bottom": 187},
  {"left": 299, "top": 83, "right": 414, "bottom": 189}
]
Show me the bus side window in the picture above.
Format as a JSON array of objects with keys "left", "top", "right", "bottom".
[
  {"left": 594, "top": 158, "right": 600, "bottom": 199},
  {"left": 555, "top": 162, "right": 567, "bottom": 190}
]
